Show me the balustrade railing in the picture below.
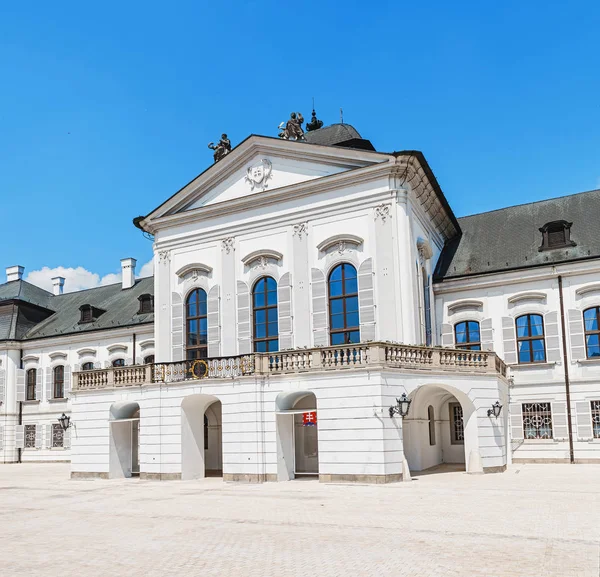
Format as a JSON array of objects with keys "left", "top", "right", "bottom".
[{"left": 72, "top": 343, "right": 508, "bottom": 390}]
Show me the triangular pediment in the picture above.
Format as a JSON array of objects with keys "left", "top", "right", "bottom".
[{"left": 144, "top": 136, "right": 389, "bottom": 221}]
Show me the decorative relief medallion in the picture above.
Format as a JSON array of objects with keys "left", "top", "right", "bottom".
[
  {"left": 221, "top": 237, "right": 235, "bottom": 254},
  {"left": 375, "top": 203, "right": 391, "bottom": 223},
  {"left": 336, "top": 241, "right": 347, "bottom": 255},
  {"left": 245, "top": 159, "right": 273, "bottom": 191},
  {"left": 253, "top": 256, "right": 269, "bottom": 270},
  {"left": 158, "top": 250, "right": 170, "bottom": 264},
  {"left": 293, "top": 222, "right": 308, "bottom": 239}
]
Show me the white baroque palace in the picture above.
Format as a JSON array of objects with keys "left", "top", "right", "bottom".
[{"left": 1, "top": 124, "right": 599, "bottom": 481}]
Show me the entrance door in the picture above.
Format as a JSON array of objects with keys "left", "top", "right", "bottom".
[{"left": 294, "top": 413, "right": 319, "bottom": 474}]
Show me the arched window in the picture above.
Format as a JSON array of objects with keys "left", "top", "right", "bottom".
[
  {"left": 144, "top": 355, "right": 155, "bottom": 364},
  {"left": 26, "top": 368, "right": 36, "bottom": 401},
  {"left": 584, "top": 307, "right": 600, "bottom": 358},
  {"left": 516, "top": 314, "right": 546, "bottom": 364},
  {"left": 81, "top": 362, "right": 94, "bottom": 371},
  {"left": 454, "top": 321, "right": 481, "bottom": 350},
  {"left": 428, "top": 405, "right": 436, "bottom": 446},
  {"left": 112, "top": 359, "right": 125, "bottom": 367},
  {"left": 53, "top": 365, "right": 64, "bottom": 399},
  {"left": 253, "top": 277, "right": 278, "bottom": 353},
  {"left": 186, "top": 288, "right": 208, "bottom": 360},
  {"left": 328, "top": 263, "right": 360, "bottom": 345}
]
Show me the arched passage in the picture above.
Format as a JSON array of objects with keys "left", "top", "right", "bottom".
[
  {"left": 109, "top": 401, "right": 140, "bottom": 479},
  {"left": 181, "top": 394, "right": 222, "bottom": 480},
  {"left": 275, "top": 391, "right": 319, "bottom": 481},
  {"left": 402, "top": 384, "right": 482, "bottom": 474}
]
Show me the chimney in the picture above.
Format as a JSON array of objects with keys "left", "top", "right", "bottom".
[
  {"left": 6, "top": 265, "right": 24, "bottom": 282},
  {"left": 121, "top": 258, "right": 136, "bottom": 290},
  {"left": 52, "top": 277, "right": 65, "bottom": 295}
]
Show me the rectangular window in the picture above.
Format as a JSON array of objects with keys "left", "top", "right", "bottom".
[
  {"left": 522, "top": 402, "right": 553, "bottom": 439},
  {"left": 592, "top": 400, "right": 600, "bottom": 439},
  {"left": 24, "top": 424, "right": 36, "bottom": 448},
  {"left": 26, "top": 369, "right": 36, "bottom": 401},
  {"left": 516, "top": 314, "right": 546, "bottom": 363},
  {"left": 449, "top": 402, "right": 464, "bottom": 444},
  {"left": 52, "top": 423, "right": 64, "bottom": 448}
]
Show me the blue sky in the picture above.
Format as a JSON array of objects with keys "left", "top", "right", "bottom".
[{"left": 1, "top": 1, "right": 599, "bottom": 291}]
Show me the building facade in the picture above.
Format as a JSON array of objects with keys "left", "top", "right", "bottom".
[{"left": 1, "top": 124, "right": 598, "bottom": 480}]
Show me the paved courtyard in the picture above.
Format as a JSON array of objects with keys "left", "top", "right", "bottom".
[{"left": 1, "top": 464, "right": 599, "bottom": 577}]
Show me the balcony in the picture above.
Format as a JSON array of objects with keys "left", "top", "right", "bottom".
[{"left": 72, "top": 343, "right": 508, "bottom": 392}]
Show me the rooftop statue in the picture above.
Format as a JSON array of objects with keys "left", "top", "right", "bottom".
[
  {"left": 278, "top": 112, "right": 305, "bottom": 141},
  {"left": 208, "top": 134, "right": 232, "bottom": 162}
]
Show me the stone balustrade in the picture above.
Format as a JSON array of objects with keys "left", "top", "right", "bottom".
[{"left": 72, "top": 343, "right": 507, "bottom": 391}]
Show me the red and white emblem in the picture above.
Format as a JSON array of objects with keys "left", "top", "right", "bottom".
[{"left": 302, "top": 411, "right": 317, "bottom": 426}]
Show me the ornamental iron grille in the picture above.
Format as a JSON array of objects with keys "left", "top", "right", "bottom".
[
  {"left": 253, "top": 277, "right": 279, "bottom": 353},
  {"left": 52, "top": 423, "right": 64, "bottom": 448},
  {"left": 186, "top": 288, "right": 208, "bottom": 360},
  {"left": 26, "top": 368, "right": 36, "bottom": 400},
  {"left": 449, "top": 402, "right": 464, "bottom": 444},
  {"left": 522, "top": 402, "right": 553, "bottom": 439},
  {"left": 454, "top": 321, "right": 481, "bottom": 350},
  {"left": 328, "top": 263, "right": 360, "bottom": 346},
  {"left": 584, "top": 307, "right": 600, "bottom": 358},
  {"left": 24, "top": 424, "right": 36, "bottom": 448},
  {"left": 516, "top": 314, "right": 546, "bottom": 363},
  {"left": 592, "top": 400, "right": 600, "bottom": 439},
  {"left": 53, "top": 365, "right": 65, "bottom": 399}
]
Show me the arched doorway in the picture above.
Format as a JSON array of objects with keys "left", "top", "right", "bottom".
[
  {"left": 402, "top": 384, "right": 481, "bottom": 474},
  {"left": 181, "top": 394, "right": 222, "bottom": 480},
  {"left": 109, "top": 401, "right": 140, "bottom": 478},
  {"left": 275, "top": 391, "right": 319, "bottom": 481}
]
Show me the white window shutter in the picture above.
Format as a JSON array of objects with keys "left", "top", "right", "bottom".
[
  {"left": 311, "top": 268, "right": 328, "bottom": 347},
  {"left": 207, "top": 285, "right": 221, "bottom": 357},
  {"left": 509, "top": 403, "right": 524, "bottom": 441},
  {"left": 16, "top": 369, "right": 25, "bottom": 402},
  {"left": 46, "top": 367, "right": 53, "bottom": 400},
  {"left": 237, "top": 281, "right": 251, "bottom": 354},
  {"left": 64, "top": 427, "right": 71, "bottom": 449},
  {"left": 575, "top": 401, "right": 593, "bottom": 440},
  {"left": 441, "top": 324, "right": 454, "bottom": 347},
  {"left": 502, "top": 317, "right": 518, "bottom": 365},
  {"left": 568, "top": 309, "right": 586, "bottom": 361},
  {"left": 545, "top": 311, "right": 561, "bottom": 363},
  {"left": 0, "top": 426, "right": 3, "bottom": 450},
  {"left": 35, "top": 424, "right": 43, "bottom": 449},
  {"left": 277, "top": 273, "right": 293, "bottom": 350},
  {"left": 480, "top": 318, "right": 494, "bottom": 351},
  {"left": 15, "top": 425, "right": 24, "bottom": 449},
  {"left": 171, "top": 291, "right": 184, "bottom": 362},
  {"left": 358, "top": 258, "right": 376, "bottom": 342},
  {"left": 36, "top": 369, "right": 43, "bottom": 401},
  {"left": 64, "top": 365, "right": 72, "bottom": 398},
  {"left": 45, "top": 424, "right": 53, "bottom": 449},
  {"left": 551, "top": 401, "right": 569, "bottom": 440},
  {"left": 0, "top": 368, "right": 5, "bottom": 405}
]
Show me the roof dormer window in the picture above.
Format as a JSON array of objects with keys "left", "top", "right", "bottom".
[
  {"left": 78, "top": 304, "right": 105, "bottom": 324},
  {"left": 539, "top": 220, "right": 576, "bottom": 251},
  {"left": 138, "top": 294, "right": 154, "bottom": 314}
]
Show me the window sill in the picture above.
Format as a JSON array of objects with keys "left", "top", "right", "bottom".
[
  {"left": 577, "top": 358, "right": 600, "bottom": 365},
  {"left": 22, "top": 400, "right": 40, "bottom": 405},
  {"left": 48, "top": 398, "right": 68, "bottom": 403},
  {"left": 509, "top": 362, "right": 557, "bottom": 370},
  {"left": 523, "top": 439, "right": 558, "bottom": 444}
]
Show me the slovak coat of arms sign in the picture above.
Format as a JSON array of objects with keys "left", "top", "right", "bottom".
[{"left": 245, "top": 158, "right": 273, "bottom": 191}]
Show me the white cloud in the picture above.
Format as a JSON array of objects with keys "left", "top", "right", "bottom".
[{"left": 25, "top": 259, "right": 154, "bottom": 293}]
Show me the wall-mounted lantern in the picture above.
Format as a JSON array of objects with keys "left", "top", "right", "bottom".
[{"left": 389, "top": 393, "right": 411, "bottom": 418}]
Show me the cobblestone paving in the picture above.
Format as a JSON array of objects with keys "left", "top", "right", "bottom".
[{"left": 1, "top": 463, "right": 599, "bottom": 577}]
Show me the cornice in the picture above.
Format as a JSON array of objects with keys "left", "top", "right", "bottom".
[
  {"left": 576, "top": 283, "right": 600, "bottom": 297},
  {"left": 241, "top": 249, "right": 283, "bottom": 266},
  {"left": 447, "top": 299, "right": 484, "bottom": 314},
  {"left": 508, "top": 292, "right": 547, "bottom": 305}
]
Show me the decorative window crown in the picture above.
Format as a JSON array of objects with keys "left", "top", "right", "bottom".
[{"left": 539, "top": 220, "right": 576, "bottom": 251}]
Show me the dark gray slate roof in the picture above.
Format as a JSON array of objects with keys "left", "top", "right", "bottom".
[
  {"left": 24, "top": 276, "right": 154, "bottom": 340},
  {"left": 304, "top": 123, "right": 362, "bottom": 146},
  {"left": 435, "top": 189, "right": 600, "bottom": 280},
  {"left": 0, "top": 280, "right": 52, "bottom": 309}
]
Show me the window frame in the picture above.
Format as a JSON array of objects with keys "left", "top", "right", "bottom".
[
  {"left": 522, "top": 402, "right": 553, "bottom": 440},
  {"left": 584, "top": 306, "right": 600, "bottom": 359},
  {"left": 515, "top": 313, "right": 546, "bottom": 364},
  {"left": 52, "top": 423, "right": 64, "bottom": 448},
  {"left": 328, "top": 263, "right": 360, "bottom": 346},
  {"left": 81, "top": 362, "right": 94, "bottom": 371},
  {"left": 428, "top": 405, "right": 436, "bottom": 446},
  {"left": 592, "top": 400, "right": 600, "bottom": 440},
  {"left": 252, "top": 276, "right": 279, "bottom": 353},
  {"left": 24, "top": 424, "right": 36, "bottom": 449},
  {"left": 454, "top": 321, "right": 481, "bottom": 351},
  {"left": 144, "top": 355, "right": 155, "bottom": 364},
  {"left": 449, "top": 402, "right": 464, "bottom": 445},
  {"left": 53, "top": 365, "right": 65, "bottom": 399},
  {"left": 112, "top": 359, "right": 125, "bottom": 367},
  {"left": 186, "top": 288, "right": 208, "bottom": 361},
  {"left": 138, "top": 294, "right": 154, "bottom": 315},
  {"left": 26, "top": 368, "right": 36, "bottom": 401}
]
